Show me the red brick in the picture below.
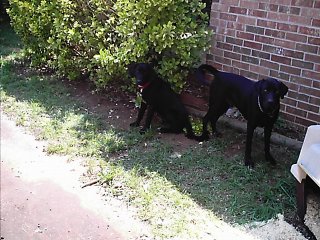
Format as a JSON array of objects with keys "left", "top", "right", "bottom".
[
  {"left": 301, "top": 7, "right": 320, "bottom": 18},
  {"left": 262, "top": 45, "right": 277, "bottom": 54},
  {"left": 277, "top": 23, "right": 299, "bottom": 32},
  {"left": 296, "top": 43, "right": 319, "bottom": 54},
  {"left": 216, "top": 42, "right": 233, "bottom": 51},
  {"left": 241, "top": 55, "right": 260, "bottom": 65},
  {"left": 226, "top": 36, "right": 243, "bottom": 46},
  {"left": 307, "top": 112, "right": 320, "bottom": 123},
  {"left": 221, "top": 0, "right": 240, "bottom": 5},
  {"left": 283, "top": 97, "right": 298, "bottom": 107},
  {"left": 312, "top": 19, "right": 320, "bottom": 27},
  {"left": 297, "top": 102, "right": 320, "bottom": 113},
  {"left": 239, "top": 70, "right": 259, "bottom": 80},
  {"left": 224, "top": 50, "right": 241, "bottom": 60},
  {"left": 271, "top": 55, "right": 291, "bottom": 65},
  {"left": 274, "top": 39, "right": 296, "bottom": 50},
  {"left": 282, "top": 49, "right": 304, "bottom": 59},
  {"left": 299, "top": 26, "right": 320, "bottom": 37},
  {"left": 240, "top": 0, "right": 259, "bottom": 9},
  {"left": 222, "top": 65, "right": 234, "bottom": 73},
  {"left": 244, "top": 40, "right": 262, "bottom": 50},
  {"left": 232, "top": 60, "right": 250, "bottom": 70},
  {"left": 246, "top": 25, "right": 264, "bottom": 35},
  {"left": 313, "top": 80, "right": 320, "bottom": 89},
  {"left": 271, "top": 0, "right": 291, "bottom": 4},
  {"left": 225, "top": 28, "right": 237, "bottom": 37},
  {"left": 300, "top": 85, "right": 320, "bottom": 97},
  {"left": 308, "top": 37, "right": 320, "bottom": 45},
  {"left": 257, "top": 19, "right": 277, "bottom": 29},
  {"left": 252, "top": 50, "right": 271, "bottom": 60},
  {"left": 237, "top": 15, "right": 256, "bottom": 25},
  {"left": 220, "top": 13, "right": 237, "bottom": 21},
  {"left": 233, "top": 45, "right": 251, "bottom": 55},
  {"left": 309, "top": 96, "right": 320, "bottom": 106},
  {"left": 291, "top": 0, "right": 314, "bottom": 8},
  {"left": 292, "top": 60, "right": 315, "bottom": 70},
  {"left": 227, "top": 22, "right": 245, "bottom": 31},
  {"left": 265, "top": 29, "right": 286, "bottom": 38},
  {"left": 270, "top": 70, "right": 290, "bottom": 81},
  {"left": 214, "top": 55, "right": 232, "bottom": 65},
  {"left": 286, "top": 106, "right": 307, "bottom": 118},
  {"left": 236, "top": 31, "right": 254, "bottom": 40},
  {"left": 289, "top": 15, "right": 312, "bottom": 26},
  {"left": 229, "top": 6, "right": 247, "bottom": 15},
  {"left": 248, "top": 9, "right": 267, "bottom": 18},
  {"left": 302, "top": 70, "right": 320, "bottom": 80},
  {"left": 278, "top": 5, "right": 291, "bottom": 13},
  {"left": 255, "top": 35, "right": 275, "bottom": 44},
  {"left": 295, "top": 116, "right": 317, "bottom": 127},
  {"left": 281, "top": 111, "right": 296, "bottom": 122},
  {"left": 286, "top": 32, "right": 308, "bottom": 43},
  {"left": 280, "top": 65, "right": 301, "bottom": 76},
  {"left": 267, "top": 12, "right": 289, "bottom": 22},
  {"left": 289, "top": 7, "right": 301, "bottom": 15},
  {"left": 249, "top": 65, "right": 269, "bottom": 76},
  {"left": 290, "top": 76, "right": 313, "bottom": 87},
  {"left": 261, "top": 59, "right": 280, "bottom": 70},
  {"left": 261, "top": 3, "right": 279, "bottom": 12}
]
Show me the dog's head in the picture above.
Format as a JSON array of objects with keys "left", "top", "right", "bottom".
[
  {"left": 127, "top": 63, "right": 156, "bottom": 88},
  {"left": 256, "top": 78, "right": 288, "bottom": 115}
]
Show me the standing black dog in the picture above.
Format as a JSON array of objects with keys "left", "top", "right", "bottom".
[
  {"left": 128, "top": 63, "right": 200, "bottom": 141},
  {"left": 196, "top": 64, "right": 288, "bottom": 167}
]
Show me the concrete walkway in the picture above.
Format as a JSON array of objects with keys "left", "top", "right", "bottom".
[{"left": 0, "top": 115, "right": 148, "bottom": 240}]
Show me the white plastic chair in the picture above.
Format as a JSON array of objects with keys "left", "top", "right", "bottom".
[{"left": 290, "top": 125, "right": 320, "bottom": 220}]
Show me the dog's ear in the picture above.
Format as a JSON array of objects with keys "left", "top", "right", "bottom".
[{"left": 278, "top": 81, "right": 288, "bottom": 99}]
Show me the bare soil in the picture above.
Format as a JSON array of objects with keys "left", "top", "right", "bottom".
[{"left": 64, "top": 77, "right": 319, "bottom": 240}]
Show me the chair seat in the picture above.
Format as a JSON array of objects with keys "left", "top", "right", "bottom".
[{"left": 291, "top": 143, "right": 320, "bottom": 187}]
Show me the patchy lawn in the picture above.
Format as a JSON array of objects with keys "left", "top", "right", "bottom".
[{"left": 2, "top": 24, "right": 318, "bottom": 240}]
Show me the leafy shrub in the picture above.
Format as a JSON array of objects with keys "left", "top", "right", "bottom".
[{"left": 8, "top": 0, "right": 211, "bottom": 91}]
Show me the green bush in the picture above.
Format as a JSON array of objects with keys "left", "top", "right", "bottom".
[{"left": 8, "top": 0, "right": 211, "bottom": 91}]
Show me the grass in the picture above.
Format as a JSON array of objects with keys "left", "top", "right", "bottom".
[{"left": 1, "top": 24, "right": 300, "bottom": 239}]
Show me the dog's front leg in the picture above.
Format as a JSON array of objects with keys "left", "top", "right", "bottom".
[
  {"left": 140, "top": 106, "right": 155, "bottom": 134},
  {"left": 264, "top": 125, "right": 276, "bottom": 165},
  {"left": 130, "top": 102, "right": 147, "bottom": 127},
  {"left": 245, "top": 123, "right": 255, "bottom": 168}
]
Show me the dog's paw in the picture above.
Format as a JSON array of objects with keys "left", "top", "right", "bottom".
[{"left": 130, "top": 121, "right": 139, "bottom": 127}]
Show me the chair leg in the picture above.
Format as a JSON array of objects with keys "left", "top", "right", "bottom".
[{"left": 296, "top": 179, "right": 306, "bottom": 221}]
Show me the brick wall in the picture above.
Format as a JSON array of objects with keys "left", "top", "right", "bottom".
[{"left": 207, "top": 0, "right": 320, "bottom": 130}]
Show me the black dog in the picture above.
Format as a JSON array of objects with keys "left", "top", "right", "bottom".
[
  {"left": 128, "top": 63, "right": 200, "bottom": 140},
  {"left": 197, "top": 64, "right": 288, "bottom": 167}
]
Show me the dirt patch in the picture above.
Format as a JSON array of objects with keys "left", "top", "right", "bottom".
[{"left": 61, "top": 78, "right": 319, "bottom": 240}]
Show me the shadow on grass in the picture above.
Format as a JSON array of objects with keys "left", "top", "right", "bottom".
[{"left": 1, "top": 26, "right": 300, "bottom": 230}]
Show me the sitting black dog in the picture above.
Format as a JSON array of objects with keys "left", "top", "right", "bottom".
[
  {"left": 196, "top": 64, "right": 288, "bottom": 167},
  {"left": 128, "top": 63, "right": 200, "bottom": 140}
]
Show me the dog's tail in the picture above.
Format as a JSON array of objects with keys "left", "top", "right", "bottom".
[{"left": 195, "top": 64, "right": 218, "bottom": 86}]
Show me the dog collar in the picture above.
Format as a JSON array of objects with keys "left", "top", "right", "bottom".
[
  {"left": 138, "top": 82, "right": 151, "bottom": 91},
  {"left": 257, "top": 95, "right": 264, "bottom": 113}
]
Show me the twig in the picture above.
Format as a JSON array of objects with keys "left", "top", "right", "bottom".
[{"left": 81, "top": 179, "right": 100, "bottom": 188}]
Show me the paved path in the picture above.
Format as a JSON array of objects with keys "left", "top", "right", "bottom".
[{"left": 0, "top": 115, "right": 148, "bottom": 240}]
